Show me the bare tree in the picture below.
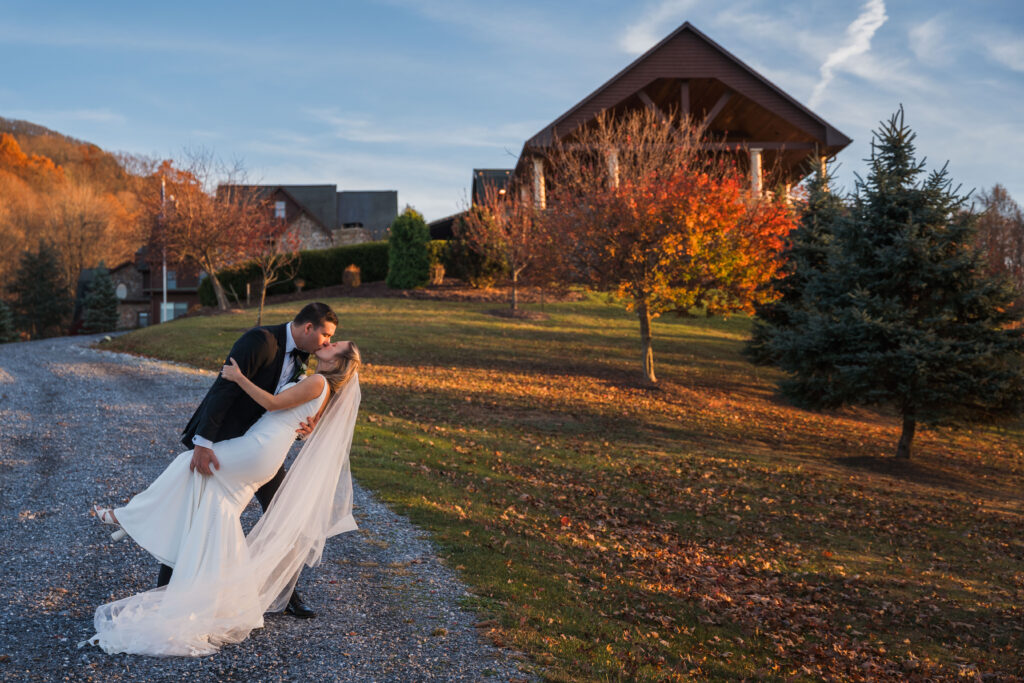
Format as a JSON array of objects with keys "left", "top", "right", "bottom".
[
  {"left": 230, "top": 189, "right": 301, "bottom": 324},
  {"left": 456, "top": 183, "right": 547, "bottom": 311},
  {"left": 975, "top": 184, "right": 1024, "bottom": 310}
]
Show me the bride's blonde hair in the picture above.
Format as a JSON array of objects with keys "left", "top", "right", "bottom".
[{"left": 318, "top": 342, "right": 361, "bottom": 396}]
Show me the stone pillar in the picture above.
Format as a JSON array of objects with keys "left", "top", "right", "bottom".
[
  {"left": 606, "top": 149, "right": 620, "bottom": 188},
  {"left": 532, "top": 158, "right": 546, "bottom": 209},
  {"left": 749, "top": 148, "right": 763, "bottom": 194}
]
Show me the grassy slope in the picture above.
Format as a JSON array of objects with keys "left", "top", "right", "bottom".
[{"left": 103, "top": 296, "right": 1024, "bottom": 681}]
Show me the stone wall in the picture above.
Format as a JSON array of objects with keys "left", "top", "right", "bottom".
[
  {"left": 287, "top": 214, "right": 334, "bottom": 250},
  {"left": 331, "top": 227, "right": 373, "bottom": 246}
]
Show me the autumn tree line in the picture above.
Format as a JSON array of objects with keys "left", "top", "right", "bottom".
[
  {"left": 0, "top": 123, "right": 298, "bottom": 341},
  {"left": 453, "top": 107, "right": 1024, "bottom": 459},
  {"left": 1, "top": 110, "right": 1022, "bottom": 457}
]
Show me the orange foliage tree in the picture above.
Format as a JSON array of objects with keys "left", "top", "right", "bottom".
[
  {"left": 544, "top": 109, "right": 796, "bottom": 383},
  {"left": 147, "top": 156, "right": 251, "bottom": 310},
  {"left": 0, "top": 133, "right": 146, "bottom": 293}
]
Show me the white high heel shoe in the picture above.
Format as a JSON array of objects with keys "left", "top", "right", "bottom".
[{"left": 92, "top": 505, "right": 128, "bottom": 542}]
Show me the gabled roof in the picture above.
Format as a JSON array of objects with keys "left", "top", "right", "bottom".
[
  {"left": 277, "top": 185, "right": 338, "bottom": 230},
  {"left": 520, "top": 21, "right": 850, "bottom": 177},
  {"left": 220, "top": 184, "right": 336, "bottom": 232}
]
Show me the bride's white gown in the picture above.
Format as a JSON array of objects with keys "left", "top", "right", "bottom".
[{"left": 83, "top": 375, "right": 361, "bottom": 657}]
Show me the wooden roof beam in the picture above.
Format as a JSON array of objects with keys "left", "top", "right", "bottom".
[
  {"left": 702, "top": 90, "right": 732, "bottom": 128},
  {"left": 637, "top": 89, "right": 672, "bottom": 125}
]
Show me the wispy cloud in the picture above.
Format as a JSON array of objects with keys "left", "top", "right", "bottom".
[
  {"left": 9, "top": 108, "right": 126, "bottom": 126},
  {"left": 809, "top": 0, "right": 888, "bottom": 107},
  {"left": 304, "top": 109, "right": 542, "bottom": 150},
  {"left": 908, "top": 17, "right": 949, "bottom": 66},
  {"left": 619, "top": 0, "right": 697, "bottom": 55},
  {"left": 987, "top": 36, "right": 1024, "bottom": 72}
]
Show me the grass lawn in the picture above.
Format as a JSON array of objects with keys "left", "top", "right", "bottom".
[{"left": 103, "top": 294, "right": 1024, "bottom": 681}]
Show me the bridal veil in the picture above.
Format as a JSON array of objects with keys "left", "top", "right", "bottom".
[{"left": 84, "top": 374, "right": 361, "bottom": 656}]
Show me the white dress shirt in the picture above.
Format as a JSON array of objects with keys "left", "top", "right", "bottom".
[{"left": 192, "top": 324, "right": 298, "bottom": 449}]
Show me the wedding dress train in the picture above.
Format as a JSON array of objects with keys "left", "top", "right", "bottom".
[{"left": 83, "top": 375, "right": 361, "bottom": 656}]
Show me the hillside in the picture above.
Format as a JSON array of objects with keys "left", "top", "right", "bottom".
[{"left": 0, "top": 116, "right": 149, "bottom": 297}]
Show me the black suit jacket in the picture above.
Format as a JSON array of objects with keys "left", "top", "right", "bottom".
[{"left": 180, "top": 323, "right": 308, "bottom": 449}]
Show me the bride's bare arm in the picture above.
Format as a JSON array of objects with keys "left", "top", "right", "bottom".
[{"left": 220, "top": 358, "right": 325, "bottom": 411}]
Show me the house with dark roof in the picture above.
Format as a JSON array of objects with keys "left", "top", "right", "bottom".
[
  {"left": 221, "top": 184, "right": 398, "bottom": 248},
  {"left": 430, "top": 21, "right": 851, "bottom": 239},
  {"left": 512, "top": 22, "right": 851, "bottom": 205}
]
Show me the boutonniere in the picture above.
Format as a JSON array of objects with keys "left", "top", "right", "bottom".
[{"left": 291, "top": 358, "right": 309, "bottom": 383}]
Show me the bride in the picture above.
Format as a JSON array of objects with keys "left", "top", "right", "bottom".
[{"left": 83, "top": 340, "right": 362, "bottom": 656}]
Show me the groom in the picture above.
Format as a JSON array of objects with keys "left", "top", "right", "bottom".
[{"left": 162, "top": 301, "right": 339, "bottom": 618}]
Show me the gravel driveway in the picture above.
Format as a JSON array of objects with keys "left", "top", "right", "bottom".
[{"left": 0, "top": 335, "right": 530, "bottom": 682}]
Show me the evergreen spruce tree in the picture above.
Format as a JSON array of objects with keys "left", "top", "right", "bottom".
[
  {"left": 0, "top": 300, "right": 16, "bottom": 343},
  {"left": 771, "top": 108, "right": 1024, "bottom": 459},
  {"left": 746, "top": 161, "right": 845, "bottom": 365},
  {"left": 10, "top": 242, "right": 73, "bottom": 339},
  {"left": 82, "top": 264, "right": 120, "bottom": 333},
  {"left": 386, "top": 206, "right": 431, "bottom": 289}
]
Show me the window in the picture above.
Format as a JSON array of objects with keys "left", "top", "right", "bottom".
[
  {"left": 115, "top": 283, "right": 128, "bottom": 300},
  {"left": 173, "top": 302, "right": 189, "bottom": 319},
  {"left": 274, "top": 200, "right": 286, "bottom": 219},
  {"left": 165, "top": 270, "right": 177, "bottom": 289},
  {"left": 138, "top": 311, "right": 150, "bottom": 327}
]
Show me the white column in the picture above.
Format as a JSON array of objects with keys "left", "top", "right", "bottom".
[
  {"left": 532, "top": 158, "right": 546, "bottom": 209},
  {"left": 749, "top": 147, "right": 763, "bottom": 194},
  {"left": 606, "top": 149, "right": 620, "bottom": 188}
]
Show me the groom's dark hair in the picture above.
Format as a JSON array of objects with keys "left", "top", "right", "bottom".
[{"left": 294, "top": 302, "right": 338, "bottom": 328}]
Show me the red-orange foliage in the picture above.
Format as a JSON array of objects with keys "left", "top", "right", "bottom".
[
  {"left": 145, "top": 157, "right": 252, "bottom": 310},
  {"left": 544, "top": 109, "right": 796, "bottom": 382},
  {"left": 0, "top": 133, "right": 143, "bottom": 292},
  {"left": 0, "top": 133, "right": 65, "bottom": 187}
]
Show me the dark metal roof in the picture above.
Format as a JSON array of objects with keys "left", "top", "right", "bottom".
[
  {"left": 275, "top": 185, "right": 338, "bottom": 230},
  {"left": 337, "top": 190, "right": 398, "bottom": 239},
  {"left": 514, "top": 21, "right": 851, "bottom": 185},
  {"left": 471, "top": 169, "right": 513, "bottom": 205}
]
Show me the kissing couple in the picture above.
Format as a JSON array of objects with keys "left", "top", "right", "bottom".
[{"left": 82, "top": 302, "right": 362, "bottom": 656}]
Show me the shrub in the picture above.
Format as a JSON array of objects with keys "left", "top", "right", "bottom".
[
  {"left": 0, "top": 300, "right": 15, "bottom": 343},
  {"left": 82, "top": 265, "right": 120, "bottom": 333},
  {"left": 199, "top": 241, "right": 389, "bottom": 306},
  {"left": 386, "top": 207, "right": 431, "bottom": 289},
  {"left": 443, "top": 236, "right": 506, "bottom": 287}
]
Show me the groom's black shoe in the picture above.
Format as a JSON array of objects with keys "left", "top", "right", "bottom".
[{"left": 285, "top": 591, "right": 316, "bottom": 619}]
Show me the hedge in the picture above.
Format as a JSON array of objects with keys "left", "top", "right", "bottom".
[
  {"left": 199, "top": 241, "right": 390, "bottom": 306},
  {"left": 198, "top": 240, "right": 455, "bottom": 306}
]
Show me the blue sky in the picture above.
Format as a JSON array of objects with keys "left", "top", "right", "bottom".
[{"left": 2, "top": 0, "right": 1022, "bottom": 220}]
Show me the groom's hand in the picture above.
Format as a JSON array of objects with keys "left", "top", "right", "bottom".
[
  {"left": 296, "top": 413, "right": 320, "bottom": 440},
  {"left": 190, "top": 445, "right": 221, "bottom": 476}
]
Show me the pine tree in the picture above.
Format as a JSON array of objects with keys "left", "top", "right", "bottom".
[
  {"left": 10, "top": 242, "right": 73, "bottom": 339},
  {"left": 746, "top": 161, "right": 846, "bottom": 365},
  {"left": 771, "top": 108, "right": 1024, "bottom": 459},
  {"left": 82, "top": 264, "right": 120, "bottom": 333},
  {"left": 386, "top": 206, "right": 431, "bottom": 289},
  {"left": 0, "top": 300, "right": 16, "bottom": 343}
]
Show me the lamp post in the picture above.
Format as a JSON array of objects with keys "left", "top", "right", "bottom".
[{"left": 160, "top": 178, "right": 169, "bottom": 322}]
